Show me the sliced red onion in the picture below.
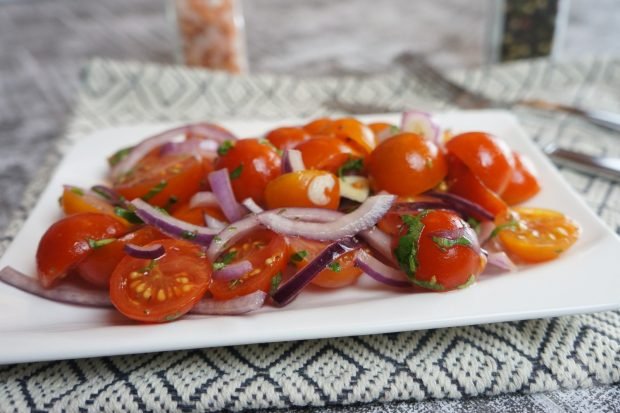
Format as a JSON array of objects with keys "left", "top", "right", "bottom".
[
  {"left": 187, "top": 123, "right": 237, "bottom": 143},
  {"left": 206, "top": 214, "right": 261, "bottom": 261},
  {"left": 354, "top": 250, "right": 411, "bottom": 288},
  {"left": 486, "top": 251, "right": 517, "bottom": 272},
  {"left": 208, "top": 169, "right": 246, "bottom": 222},
  {"left": 281, "top": 149, "right": 306, "bottom": 173},
  {"left": 426, "top": 191, "right": 494, "bottom": 221},
  {"left": 0, "top": 266, "right": 112, "bottom": 307},
  {"left": 376, "top": 125, "right": 398, "bottom": 143},
  {"left": 427, "top": 226, "right": 481, "bottom": 255},
  {"left": 276, "top": 207, "right": 343, "bottom": 222},
  {"left": 358, "top": 226, "right": 398, "bottom": 265},
  {"left": 204, "top": 214, "right": 227, "bottom": 230},
  {"left": 478, "top": 221, "right": 496, "bottom": 244},
  {"left": 159, "top": 139, "right": 218, "bottom": 158},
  {"left": 124, "top": 243, "right": 165, "bottom": 260},
  {"left": 189, "top": 191, "right": 219, "bottom": 209},
  {"left": 272, "top": 238, "right": 361, "bottom": 306},
  {"left": 401, "top": 110, "right": 441, "bottom": 144},
  {"left": 258, "top": 194, "right": 396, "bottom": 241},
  {"left": 191, "top": 291, "right": 267, "bottom": 315},
  {"left": 393, "top": 201, "right": 451, "bottom": 213},
  {"left": 90, "top": 185, "right": 127, "bottom": 206},
  {"left": 131, "top": 199, "right": 219, "bottom": 246},
  {"left": 242, "top": 198, "right": 264, "bottom": 214},
  {"left": 213, "top": 260, "right": 253, "bottom": 281}
]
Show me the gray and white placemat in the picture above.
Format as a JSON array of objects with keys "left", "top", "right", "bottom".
[{"left": 1, "top": 57, "right": 619, "bottom": 412}]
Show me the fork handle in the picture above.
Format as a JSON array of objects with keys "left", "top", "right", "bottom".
[{"left": 519, "top": 99, "right": 620, "bottom": 133}]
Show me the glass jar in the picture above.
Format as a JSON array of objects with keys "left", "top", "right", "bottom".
[{"left": 172, "top": 0, "right": 248, "bottom": 73}]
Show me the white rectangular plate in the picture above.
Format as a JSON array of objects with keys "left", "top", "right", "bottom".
[{"left": 1, "top": 110, "right": 619, "bottom": 364}]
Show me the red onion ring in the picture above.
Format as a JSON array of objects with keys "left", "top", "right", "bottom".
[
  {"left": 354, "top": 250, "right": 411, "bottom": 288},
  {"left": 208, "top": 169, "right": 246, "bottom": 222},
  {"left": 131, "top": 199, "right": 219, "bottom": 246},
  {"left": 124, "top": 243, "right": 165, "bottom": 260},
  {"left": 0, "top": 266, "right": 112, "bottom": 307},
  {"left": 426, "top": 191, "right": 494, "bottom": 221},
  {"left": 486, "top": 251, "right": 517, "bottom": 272},
  {"left": 204, "top": 214, "right": 226, "bottom": 230},
  {"left": 191, "top": 291, "right": 267, "bottom": 315},
  {"left": 401, "top": 110, "right": 441, "bottom": 144},
  {"left": 358, "top": 226, "right": 398, "bottom": 265},
  {"left": 159, "top": 139, "right": 218, "bottom": 158},
  {"left": 213, "top": 260, "right": 253, "bottom": 281},
  {"left": 206, "top": 214, "right": 261, "bottom": 261},
  {"left": 258, "top": 194, "right": 396, "bottom": 241},
  {"left": 272, "top": 238, "right": 361, "bottom": 306},
  {"left": 281, "top": 149, "right": 306, "bottom": 173},
  {"left": 241, "top": 198, "right": 264, "bottom": 214},
  {"left": 189, "top": 191, "right": 219, "bottom": 209}
]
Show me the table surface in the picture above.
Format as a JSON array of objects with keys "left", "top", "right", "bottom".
[{"left": 0, "top": 0, "right": 619, "bottom": 411}]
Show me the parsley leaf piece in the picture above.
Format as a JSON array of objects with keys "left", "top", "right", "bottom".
[
  {"left": 431, "top": 235, "right": 472, "bottom": 251},
  {"left": 456, "top": 274, "right": 476, "bottom": 289},
  {"left": 87, "top": 238, "right": 116, "bottom": 249},
  {"left": 489, "top": 220, "right": 519, "bottom": 240},
  {"left": 393, "top": 212, "right": 428, "bottom": 279},
  {"left": 107, "top": 146, "right": 133, "bottom": 167},
  {"left": 337, "top": 157, "right": 363, "bottom": 177},
  {"left": 467, "top": 217, "right": 481, "bottom": 233},
  {"left": 230, "top": 165, "right": 243, "bottom": 180},
  {"left": 70, "top": 187, "right": 84, "bottom": 196},
  {"left": 213, "top": 250, "right": 237, "bottom": 270},
  {"left": 114, "top": 207, "right": 143, "bottom": 224},
  {"left": 412, "top": 276, "right": 445, "bottom": 291},
  {"left": 217, "top": 140, "right": 235, "bottom": 156},
  {"left": 181, "top": 230, "right": 198, "bottom": 240},
  {"left": 270, "top": 272, "right": 282, "bottom": 295},
  {"left": 327, "top": 262, "right": 341, "bottom": 272},
  {"left": 290, "top": 250, "right": 308, "bottom": 264},
  {"left": 138, "top": 259, "right": 157, "bottom": 274},
  {"left": 141, "top": 180, "right": 168, "bottom": 201}
]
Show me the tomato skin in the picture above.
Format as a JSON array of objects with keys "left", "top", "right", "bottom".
[
  {"left": 114, "top": 155, "right": 205, "bottom": 208},
  {"left": 500, "top": 152, "right": 541, "bottom": 205},
  {"left": 265, "top": 127, "right": 311, "bottom": 150},
  {"left": 75, "top": 226, "right": 167, "bottom": 288},
  {"left": 395, "top": 210, "right": 486, "bottom": 291},
  {"left": 209, "top": 230, "right": 288, "bottom": 300},
  {"left": 61, "top": 187, "right": 127, "bottom": 225},
  {"left": 36, "top": 213, "right": 127, "bottom": 288},
  {"left": 495, "top": 207, "right": 580, "bottom": 263},
  {"left": 264, "top": 170, "right": 340, "bottom": 210},
  {"left": 445, "top": 132, "right": 515, "bottom": 194},
  {"left": 323, "top": 118, "right": 376, "bottom": 155},
  {"left": 368, "top": 133, "right": 447, "bottom": 196},
  {"left": 295, "top": 137, "right": 361, "bottom": 175},
  {"left": 303, "top": 118, "right": 333, "bottom": 135},
  {"left": 109, "top": 239, "right": 212, "bottom": 323},
  {"left": 214, "top": 138, "right": 281, "bottom": 205},
  {"left": 172, "top": 203, "right": 226, "bottom": 226}
]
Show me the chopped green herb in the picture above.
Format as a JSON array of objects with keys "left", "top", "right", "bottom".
[
  {"left": 270, "top": 272, "right": 282, "bottom": 295},
  {"left": 412, "top": 276, "right": 445, "bottom": 291},
  {"left": 431, "top": 235, "right": 472, "bottom": 251},
  {"left": 327, "top": 262, "right": 341, "bottom": 272},
  {"left": 70, "top": 187, "right": 84, "bottom": 196},
  {"left": 456, "top": 274, "right": 476, "bottom": 289},
  {"left": 394, "top": 212, "right": 428, "bottom": 279},
  {"left": 467, "top": 217, "right": 481, "bottom": 233},
  {"left": 217, "top": 140, "right": 235, "bottom": 156},
  {"left": 181, "top": 230, "right": 198, "bottom": 240},
  {"left": 227, "top": 226, "right": 237, "bottom": 231},
  {"left": 259, "top": 138, "right": 283, "bottom": 155},
  {"left": 107, "top": 146, "right": 133, "bottom": 167},
  {"left": 228, "top": 279, "right": 242, "bottom": 289},
  {"left": 230, "top": 165, "right": 243, "bottom": 180},
  {"left": 90, "top": 186, "right": 110, "bottom": 200},
  {"left": 114, "top": 207, "right": 143, "bottom": 224},
  {"left": 337, "top": 157, "right": 364, "bottom": 177},
  {"left": 389, "top": 125, "right": 400, "bottom": 134},
  {"left": 139, "top": 259, "right": 157, "bottom": 273},
  {"left": 87, "top": 238, "right": 116, "bottom": 249},
  {"left": 489, "top": 220, "right": 519, "bottom": 239},
  {"left": 154, "top": 206, "right": 170, "bottom": 216},
  {"left": 163, "top": 195, "right": 178, "bottom": 210},
  {"left": 213, "top": 251, "right": 237, "bottom": 270},
  {"left": 213, "top": 236, "right": 223, "bottom": 243},
  {"left": 142, "top": 180, "right": 168, "bottom": 201},
  {"left": 164, "top": 312, "right": 182, "bottom": 321},
  {"left": 290, "top": 250, "right": 308, "bottom": 264}
]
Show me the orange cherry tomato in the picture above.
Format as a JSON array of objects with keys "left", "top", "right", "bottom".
[
  {"left": 445, "top": 132, "right": 515, "bottom": 194},
  {"left": 494, "top": 207, "right": 580, "bottom": 263},
  {"left": 287, "top": 237, "right": 362, "bottom": 289},
  {"left": 295, "top": 136, "right": 362, "bottom": 175},
  {"left": 446, "top": 155, "right": 508, "bottom": 219},
  {"left": 265, "top": 126, "right": 311, "bottom": 150},
  {"left": 394, "top": 210, "right": 486, "bottom": 291},
  {"left": 75, "top": 226, "right": 167, "bottom": 288},
  {"left": 264, "top": 170, "right": 340, "bottom": 210},
  {"left": 209, "top": 229, "right": 288, "bottom": 300},
  {"left": 500, "top": 152, "right": 541, "bottom": 205},
  {"left": 367, "top": 133, "right": 447, "bottom": 196},
  {"left": 109, "top": 239, "right": 212, "bottom": 322},
  {"left": 172, "top": 203, "right": 226, "bottom": 226},
  {"left": 324, "top": 118, "right": 376, "bottom": 155},
  {"left": 302, "top": 118, "right": 333, "bottom": 135},
  {"left": 214, "top": 138, "right": 281, "bottom": 205},
  {"left": 61, "top": 186, "right": 128, "bottom": 225},
  {"left": 36, "top": 213, "right": 127, "bottom": 288},
  {"left": 113, "top": 154, "right": 205, "bottom": 209}
]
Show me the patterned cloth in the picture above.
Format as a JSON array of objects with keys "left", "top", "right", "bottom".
[{"left": 0, "top": 57, "right": 619, "bottom": 412}]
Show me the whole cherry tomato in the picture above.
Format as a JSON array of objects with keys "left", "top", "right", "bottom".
[
  {"left": 264, "top": 170, "right": 340, "bottom": 210},
  {"left": 214, "top": 138, "right": 281, "bottom": 205},
  {"left": 265, "top": 126, "right": 311, "bottom": 150},
  {"left": 36, "top": 213, "right": 127, "bottom": 288},
  {"left": 109, "top": 239, "right": 212, "bottom": 322},
  {"left": 295, "top": 137, "right": 362, "bottom": 175},
  {"left": 302, "top": 118, "right": 333, "bottom": 135},
  {"left": 445, "top": 132, "right": 515, "bottom": 194},
  {"left": 500, "top": 152, "right": 541, "bottom": 205},
  {"left": 323, "top": 118, "right": 376, "bottom": 155},
  {"left": 367, "top": 133, "right": 447, "bottom": 196}
]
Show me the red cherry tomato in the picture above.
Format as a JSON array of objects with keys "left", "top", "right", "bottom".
[
  {"left": 36, "top": 213, "right": 127, "bottom": 288},
  {"left": 209, "top": 229, "right": 288, "bottom": 300},
  {"left": 368, "top": 133, "right": 447, "bottom": 196},
  {"left": 500, "top": 152, "right": 541, "bottom": 205},
  {"left": 109, "top": 239, "right": 212, "bottom": 322},
  {"left": 265, "top": 126, "right": 311, "bottom": 150},
  {"left": 214, "top": 138, "right": 281, "bottom": 205},
  {"left": 394, "top": 210, "right": 486, "bottom": 291},
  {"left": 75, "top": 226, "right": 167, "bottom": 288},
  {"left": 445, "top": 132, "right": 515, "bottom": 194},
  {"left": 295, "top": 136, "right": 362, "bottom": 175},
  {"left": 264, "top": 170, "right": 340, "bottom": 210}
]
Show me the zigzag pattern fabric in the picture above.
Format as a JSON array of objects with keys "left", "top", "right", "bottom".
[{"left": 1, "top": 57, "right": 619, "bottom": 412}]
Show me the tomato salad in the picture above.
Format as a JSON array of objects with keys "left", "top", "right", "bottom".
[{"left": 0, "top": 112, "right": 580, "bottom": 322}]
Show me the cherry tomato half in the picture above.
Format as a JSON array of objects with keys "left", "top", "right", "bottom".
[
  {"left": 368, "top": 133, "right": 447, "bottom": 196},
  {"left": 500, "top": 152, "right": 541, "bottom": 205},
  {"left": 295, "top": 136, "right": 362, "bottom": 175},
  {"left": 36, "top": 213, "right": 127, "bottom": 288},
  {"left": 209, "top": 229, "right": 288, "bottom": 300},
  {"left": 495, "top": 207, "right": 580, "bottom": 263},
  {"left": 264, "top": 170, "right": 340, "bottom": 210},
  {"left": 109, "top": 239, "right": 212, "bottom": 322},
  {"left": 323, "top": 118, "right": 376, "bottom": 155},
  {"left": 60, "top": 186, "right": 127, "bottom": 225},
  {"left": 265, "top": 126, "right": 311, "bottom": 150}
]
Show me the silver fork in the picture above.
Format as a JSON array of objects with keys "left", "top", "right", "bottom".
[{"left": 326, "top": 52, "right": 620, "bottom": 134}]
